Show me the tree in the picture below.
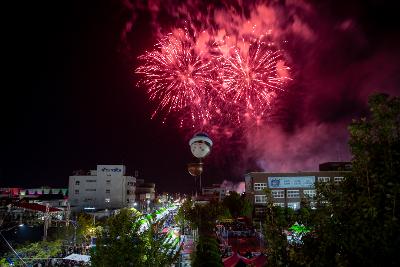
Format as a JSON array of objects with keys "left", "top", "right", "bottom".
[
  {"left": 91, "top": 208, "right": 180, "bottom": 267},
  {"left": 297, "top": 93, "right": 400, "bottom": 266},
  {"left": 222, "top": 192, "right": 253, "bottom": 219},
  {"left": 192, "top": 236, "right": 223, "bottom": 267},
  {"left": 2, "top": 240, "right": 62, "bottom": 266}
]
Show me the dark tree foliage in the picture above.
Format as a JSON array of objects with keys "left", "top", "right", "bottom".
[
  {"left": 192, "top": 236, "right": 223, "bottom": 267},
  {"left": 294, "top": 93, "right": 400, "bottom": 266},
  {"left": 222, "top": 191, "right": 253, "bottom": 219},
  {"left": 177, "top": 199, "right": 224, "bottom": 266},
  {"left": 91, "top": 209, "right": 180, "bottom": 267},
  {"left": 264, "top": 94, "right": 400, "bottom": 266}
]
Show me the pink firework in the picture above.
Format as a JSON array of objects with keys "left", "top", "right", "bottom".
[
  {"left": 136, "top": 31, "right": 218, "bottom": 127},
  {"left": 220, "top": 37, "right": 290, "bottom": 122}
]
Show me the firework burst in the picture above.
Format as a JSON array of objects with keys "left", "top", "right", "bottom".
[
  {"left": 136, "top": 30, "right": 219, "bottom": 127},
  {"left": 220, "top": 37, "right": 291, "bottom": 122}
]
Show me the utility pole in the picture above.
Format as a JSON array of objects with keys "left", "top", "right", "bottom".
[
  {"left": 43, "top": 203, "right": 49, "bottom": 241},
  {"left": 66, "top": 203, "right": 70, "bottom": 227}
]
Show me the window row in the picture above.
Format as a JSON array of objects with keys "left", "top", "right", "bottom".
[
  {"left": 318, "top": 177, "right": 344, "bottom": 183},
  {"left": 254, "top": 183, "right": 267, "bottom": 191},
  {"left": 75, "top": 179, "right": 112, "bottom": 186}
]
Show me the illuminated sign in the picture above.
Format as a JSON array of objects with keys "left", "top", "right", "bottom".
[
  {"left": 268, "top": 176, "right": 315, "bottom": 188},
  {"left": 97, "top": 165, "right": 125, "bottom": 176},
  {"left": 101, "top": 167, "right": 121, "bottom": 172}
]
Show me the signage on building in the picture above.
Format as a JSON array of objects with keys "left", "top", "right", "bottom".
[
  {"left": 97, "top": 165, "right": 125, "bottom": 176},
  {"left": 268, "top": 176, "right": 315, "bottom": 189}
]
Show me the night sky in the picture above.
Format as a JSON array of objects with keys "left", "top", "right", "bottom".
[{"left": 2, "top": 0, "right": 400, "bottom": 193}]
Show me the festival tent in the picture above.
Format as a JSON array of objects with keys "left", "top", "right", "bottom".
[
  {"left": 223, "top": 253, "right": 252, "bottom": 267},
  {"left": 63, "top": 253, "right": 91, "bottom": 263},
  {"left": 223, "top": 253, "right": 267, "bottom": 267}
]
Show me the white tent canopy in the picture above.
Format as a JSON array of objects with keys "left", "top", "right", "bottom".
[{"left": 63, "top": 253, "right": 91, "bottom": 263}]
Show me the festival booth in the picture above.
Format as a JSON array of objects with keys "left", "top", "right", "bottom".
[
  {"left": 63, "top": 253, "right": 91, "bottom": 263},
  {"left": 223, "top": 253, "right": 267, "bottom": 267}
]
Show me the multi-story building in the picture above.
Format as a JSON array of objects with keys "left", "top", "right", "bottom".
[
  {"left": 68, "top": 165, "right": 136, "bottom": 211},
  {"left": 202, "top": 184, "right": 228, "bottom": 201},
  {"left": 245, "top": 164, "right": 351, "bottom": 216}
]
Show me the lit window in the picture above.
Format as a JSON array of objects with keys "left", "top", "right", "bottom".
[
  {"left": 106, "top": 189, "right": 110, "bottom": 194},
  {"left": 74, "top": 189, "right": 79, "bottom": 194},
  {"left": 254, "top": 183, "right": 267, "bottom": 191},
  {"left": 287, "top": 190, "right": 300, "bottom": 198},
  {"left": 105, "top": 198, "right": 110, "bottom": 203},
  {"left": 303, "top": 189, "right": 316, "bottom": 198},
  {"left": 287, "top": 202, "right": 300, "bottom": 210},
  {"left": 272, "top": 190, "right": 285, "bottom": 198},
  {"left": 75, "top": 181, "right": 80, "bottom": 186},
  {"left": 273, "top": 202, "right": 285, "bottom": 207},
  {"left": 318, "top": 177, "right": 330, "bottom": 183},
  {"left": 334, "top": 177, "right": 344, "bottom": 183},
  {"left": 254, "top": 195, "right": 266, "bottom": 203}
]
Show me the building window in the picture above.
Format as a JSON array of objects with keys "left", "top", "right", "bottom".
[
  {"left": 74, "top": 189, "right": 79, "bottom": 194},
  {"left": 106, "top": 189, "right": 110, "bottom": 194},
  {"left": 75, "top": 181, "right": 80, "bottom": 186},
  {"left": 86, "top": 189, "right": 96, "bottom": 191},
  {"left": 287, "top": 202, "right": 300, "bottom": 210},
  {"left": 254, "top": 195, "right": 266, "bottom": 203},
  {"left": 84, "top": 198, "right": 93, "bottom": 202},
  {"left": 86, "top": 179, "right": 96, "bottom": 182},
  {"left": 318, "top": 177, "right": 330, "bottom": 183},
  {"left": 287, "top": 190, "right": 300, "bottom": 198},
  {"left": 334, "top": 177, "right": 344, "bottom": 183},
  {"left": 272, "top": 190, "right": 285, "bottom": 198},
  {"left": 303, "top": 189, "right": 316, "bottom": 198},
  {"left": 106, "top": 180, "right": 111, "bottom": 185},
  {"left": 105, "top": 198, "right": 110, "bottom": 203},
  {"left": 273, "top": 202, "right": 285, "bottom": 207},
  {"left": 254, "top": 183, "right": 267, "bottom": 191}
]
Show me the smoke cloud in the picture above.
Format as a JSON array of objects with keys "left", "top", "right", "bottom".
[{"left": 121, "top": 0, "right": 400, "bottom": 175}]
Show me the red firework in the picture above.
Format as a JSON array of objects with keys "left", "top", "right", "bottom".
[
  {"left": 220, "top": 37, "right": 290, "bottom": 122},
  {"left": 135, "top": 31, "right": 218, "bottom": 127}
]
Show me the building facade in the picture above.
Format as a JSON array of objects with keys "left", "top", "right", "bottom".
[
  {"left": 202, "top": 184, "right": 227, "bottom": 201},
  {"left": 68, "top": 165, "right": 136, "bottom": 210},
  {"left": 245, "top": 169, "right": 350, "bottom": 216}
]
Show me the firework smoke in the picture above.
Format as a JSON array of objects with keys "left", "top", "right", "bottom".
[{"left": 124, "top": 0, "right": 400, "bottom": 175}]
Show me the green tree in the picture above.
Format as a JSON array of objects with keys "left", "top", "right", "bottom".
[
  {"left": 91, "top": 208, "right": 180, "bottom": 267},
  {"left": 222, "top": 192, "right": 253, "bottom": 219},
  {"left": 299, "top": 93, "right": 400, "bottom": 266},
  {"left": 192, "top": 236, "right": 223, "bottom": 267},
  {"left": 2, "top": 240, "right": 62, "bottom": 266}
]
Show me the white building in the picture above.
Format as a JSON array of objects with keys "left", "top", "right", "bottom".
[{"left": 68, "top": 165, "right": 136, "bottom": 211}]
